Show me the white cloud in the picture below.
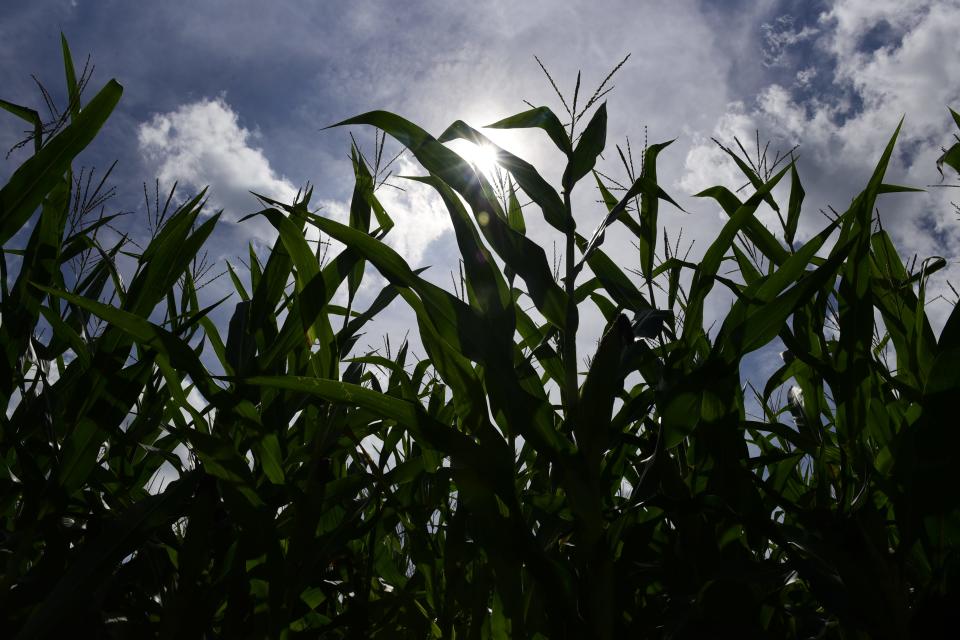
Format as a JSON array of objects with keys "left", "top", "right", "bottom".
[
  {"left": 137, "top": 99, "right": 452, "bottom": 266},
  {"left": 137, "top": 97, "right": 298, "bottom": 221},
  {"left": 374, "top": 157, "right": 452, "bottom": 265},
  {"left": 760, "top": 15, "right": 820, "bottom": 67},
  {"left": 794, "top": 67, "right": 817, "bottom": 88},
  {"left": 679, "top": 0, "right": 960, "bottom": 331},
  {"left": 821, "top": 0, "right": 932, "bottom": 61},
  {"left": 682, "top": 0, "right": 960, "bottom": 201},
  {"left": 819, "top": 2, "right": 960, "bottom": 161},
  {"left": 683, "top": 0, "right": 960, "bottom": 195},
  {"left": 679, "top": 101, "right": 758, "bottom": 196}
]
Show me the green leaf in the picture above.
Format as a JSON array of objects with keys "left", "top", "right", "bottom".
[
  {"left": 225, "top": 261, "right": 250, "bottom": 301},
  {"left": 686, "top": 163, "right": 792, "bottom": 339},
  {"left": 245, "top": 206, "right": 336, "bottom": 364},
  {"left": 506, "top": 179, "right": 526, "bottom": 234},
  {"left": 307, "top": 213, "right": 503, "bottom": 364},
  {"left": 347, "top": 146, "right": 373, "bottom": 304},
  {"left": 638, "top": 139, "right": 675, "bottom": 281},
  {"left": 407, "top": 174, "right": 511, "bottom": 316},
  {"left": 869, "top": 230, "right": 937, "bottom": 388},
  {"left": 834, "top": 120, "right": 903, "bottom": 451},
  {"left": 0, "top": 98, "right": 42, "bottom": 154},
  {"left": 329, "top": 110, "right": 568, "bottom": 328},
  {"left": 563, "top": 102, "right": 607, "bottom": 191},
  {"left": 732, "top": 243, "right": 762, "bottom": 285},
  {"left": 438, "top": 120, "right": 568, "bottom": 232},
  {"left": 125, "top": 195, "right": 218, "bottom": 318},
  {"left": 744, "top": 421, "right": 817, "bottom": 456},
  {"left": 15, "top": 471, "right": 201, "bottom": 640},
  {"left": 936, "top": 142, "right": 960, "bottom": 178},
  {"left": 593, "top": 171, "right": 643, "bottom": 239},
  {"left": 574, "top": 234, "right": 651, "bottom": 312},
  {"left": 660, "top": 390, "right": 701, "bottom": 449},
  {"left": 695, "top": 185, "right": 790, "bottom": 267},
  {"left": 713, "top": 138, "right": 782, "bottom": 214},
  {"left": 0, "top": 79, "right": 122, "bottom": 246},
  {"left": 248, "top": 223, "right": 293, "bottom": 335},
  {"left": 578, "top": 314, "right": 632, "bottom": 467},
  {"left": 37, "top": 304, "right": 90, "bottom": 367},
  {"left": 785, "top": 162, "right": 804, "bottom": 247},
  {"left": 35, "top": 285, "right": 225, "bottom": 406},
  {"left": 338, "top": 277, "right": 413, "bottom": 349},
  {"left": 0, "top": 173, "right": 70, "bottom": 397},
  {"left": 714, "top": 216, "right": 848, "bottom": 363},
  {"left": 631, "top": 308, "right": 672, "bottom": 338},
  {"left": 56, "top": 417, "right": 104, "bottom": 493},
  {"left": 186, "top": 430, "right": 263, "bottom": 508},
  {"left": 397, "top": 289, "right": 511, "bottom": 453},
  {"left": 576, "top": 170, "right": 682, "bottom": 275},
  {"left": 245, "top": 375, "right": 493, "bottom": 469},
  {"left": 484, "top": 105, "right": 572, "bottom": 155},
  {"left": 61, "top": 33, "right": 81, "bottom": 121},
  {"left": 254, "top": 433, "right": 285, "bottom": 485},
  {"left": 258, "top": 254, "right": 358, "bottom": 375}
]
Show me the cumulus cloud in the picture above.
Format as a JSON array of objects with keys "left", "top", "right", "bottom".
[
  {"left": 680, "top": 0, "right": 960, "bottom": 330},
  {"left": 137, "top": 97, "right": 298, "bottom": 220},
  {"left": 679, "top": 101, "right": 759, "bottom": 196},
  {"left": 137, "top": 98, "right": 451, "bottom": 271},
  {"left": 683, "top": 1, "right": 960, "bottom": 198},
  {"left": 760, "top": 15, "right": 820, "bottom": 68},
  {"left": 373, "top": 157, "right": 452, "bottom": 265},
  {"left": 794, "top": 67, "right": 817, "bottom": 88},
  {"left": 821, "top": 0, "right": 931, "bottom": 61}
]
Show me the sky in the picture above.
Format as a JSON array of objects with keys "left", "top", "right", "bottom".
[{"left": 3, "top": 0, "right": 960, "bottom": 391}]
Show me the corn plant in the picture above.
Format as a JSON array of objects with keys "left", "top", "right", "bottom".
[{"left": 1, "top": 39, "right": 957, "bottom": 639}]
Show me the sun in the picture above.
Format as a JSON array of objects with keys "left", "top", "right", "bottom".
[{"left": 455, "top": 141, "right": 500, "bottom": 179}]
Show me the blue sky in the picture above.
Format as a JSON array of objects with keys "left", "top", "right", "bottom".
[{"left": 3, "top": 0, "right": 960, "bottom": 378}]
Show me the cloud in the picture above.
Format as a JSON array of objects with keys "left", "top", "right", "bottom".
[
  {"left": 760, "top": 15, "right": 820, "bottom": 67},
  {"left": 794, "top": 67, "right": 817, "bottom": 88},
  {"left": 11, "top": 0, "right": 954, "bottom": 336},
  {"left": 374, "top": 157, "right": 452, "bottom": 265},
  {"left": 679, "top": 0, "right": 960, "bottom": 330},
  {"left": 137, "top": 97, "right": 452, "bottom": 267},
  {"left": 682, "top": 1, "right": 960, "bottom": 202},
  {"left": 137, "top": 97, "right": 298, "bottom": 220},
  {"left": 679, "top": 101, "right": 759, "bottom": 195},
  {"left": 821, "top": 0, "right": 931, "bottom": 60}
]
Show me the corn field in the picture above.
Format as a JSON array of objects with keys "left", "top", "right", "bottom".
[{"left": 1, "top": 37, "right": 958, "bottom": 639}]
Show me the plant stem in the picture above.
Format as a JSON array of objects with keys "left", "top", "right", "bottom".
[{"left": 563, "top": 190, "right": 579, "bottom": 424}]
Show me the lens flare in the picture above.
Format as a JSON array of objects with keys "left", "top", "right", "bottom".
[{"left": 459, "top": 142, "right": 499, "bottom": 178}]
